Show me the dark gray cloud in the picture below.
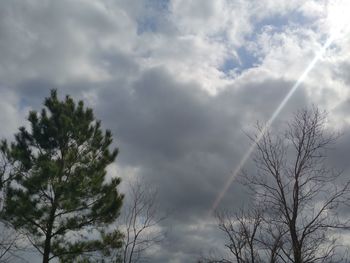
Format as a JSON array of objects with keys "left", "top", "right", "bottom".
[{"left": 92, "top": 66, "right": 310, "bottom": 261}]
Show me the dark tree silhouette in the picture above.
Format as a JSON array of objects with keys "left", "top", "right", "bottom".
[
  {"left": 1, "top": 90, "right": 123, "bottom": 263},
  {"left": 210, "top": 108, "right": 350, "bottom": 263},
  {"left": 120, "top": 181, "right": 166, "bottom": 263}
]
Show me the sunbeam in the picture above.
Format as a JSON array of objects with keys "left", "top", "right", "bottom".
[{"left": 209, "top": 2, "right": 350, "bottom": 213}]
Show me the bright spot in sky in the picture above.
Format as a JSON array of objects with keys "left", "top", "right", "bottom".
[
  {"left": 327, "top": 0, "right": 350, "bottom": 38},
  {"left": 209, "top": 0, "right": 350, "bottom": 214}
]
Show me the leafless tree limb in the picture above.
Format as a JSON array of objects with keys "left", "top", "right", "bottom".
[
  {"left": 210, "top": 107, "right": 350, "bottom": 263},
  {"left": 120, "top": 180, "right": 166, "bottom": 263}
]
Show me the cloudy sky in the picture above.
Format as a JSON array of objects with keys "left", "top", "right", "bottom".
[{"left": 1, "top": 0, "right": 350, "bottom": 262}]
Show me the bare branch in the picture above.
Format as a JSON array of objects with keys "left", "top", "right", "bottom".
[{"left": 211, "top": 107, "right": 350, "bottom": 263}]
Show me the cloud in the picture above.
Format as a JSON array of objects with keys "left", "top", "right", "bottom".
[
  {"left": 0, "top": 0, "right": 350, "bottom": 262},
  {"left": 93, "top": 66, "right": 309, "bottom": 260}
]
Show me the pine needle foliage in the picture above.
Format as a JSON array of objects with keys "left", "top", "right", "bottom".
[{"left": 1, "top": 90, "right": 123, "bottom": 263}]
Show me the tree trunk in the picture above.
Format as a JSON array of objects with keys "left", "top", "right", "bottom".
[
  {"left": 42, "top": 233, "right": 52, "bottom": 263},
  {"left": 290, "top": 221, "right": 302, "bottom": 263},
  {"left": 42, "top": 203, "right": 57, "bottom": 263},
  {"left": 292, "top": 237, "right": 302, "bottom": 263},
  {"left": 294, "top": 249, "right": 302, "bottom": 263}
]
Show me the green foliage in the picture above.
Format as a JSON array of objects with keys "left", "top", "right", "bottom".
[{"left": 1, "top": 90, "right": 123, "bottom": 262}]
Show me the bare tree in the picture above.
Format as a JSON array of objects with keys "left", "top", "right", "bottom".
[
  {"left": 0, "top": 142, "right": 26, "bottom": 263},
  {"left": 212, "top": 108, "right": 350, "bottom": 263},
  {"left": 120, "top": 181, "right": 166, "bottom": 263},
  {"left": 0, "top": 222, "right": 29, "bottom": 263},
  {"left": 60, "top": 181, "right": 167, "bottom": 263},
  {"left": 217, "top": 208, "right": 263, "bottom": 263},
  {"left": 208, "top": 207, "right": 285, "bottom": 263}
]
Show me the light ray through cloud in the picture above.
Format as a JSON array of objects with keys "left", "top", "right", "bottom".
[{"left": 209, "top": 34, "right": 337, "bottom": 214}]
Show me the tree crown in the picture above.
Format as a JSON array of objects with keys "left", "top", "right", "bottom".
[{"left": 2, "top": 90, "right": 123, "bottom": 262}]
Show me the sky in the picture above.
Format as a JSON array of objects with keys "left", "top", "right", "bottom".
[{"left": 1, "top": 0, "right": 350, "bottom": 262}]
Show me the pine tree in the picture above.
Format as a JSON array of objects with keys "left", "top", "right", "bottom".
[{"left": 1, "top": 90, "right": 123, "bottom": 263}]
